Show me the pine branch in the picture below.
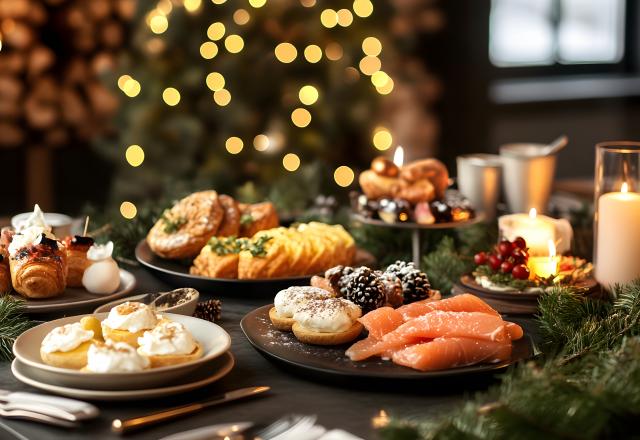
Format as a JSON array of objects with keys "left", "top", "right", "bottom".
[
  {"left": 422, "top": 236, "right": 474, "bottom": 293},
  {"left": 0, "top": 296, "right": 34, "bottom": 362}
]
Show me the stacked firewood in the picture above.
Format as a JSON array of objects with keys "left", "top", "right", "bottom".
[{"left": 0, "top": 0, "right": 135, "bottom": 148}]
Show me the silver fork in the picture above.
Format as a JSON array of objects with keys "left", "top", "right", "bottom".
[{"left": 0, "top": 407, "right": 79, "bottom": 428}]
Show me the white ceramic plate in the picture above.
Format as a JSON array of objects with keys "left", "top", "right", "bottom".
[
  {"left": 10, "top": 269, "right": 136, "bottom": 313},
  {"left": 13, "top": 313, "right": 231, "bottom": 390},
  {"left": 11, "top": 352, "right": 234, "bottom": 401}
]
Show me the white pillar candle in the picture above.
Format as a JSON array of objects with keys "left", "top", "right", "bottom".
[
  {"left": 498, "top": 209, "right": 557, "bottom": 256},
  {"left": 595, "top": 183, "right": 640, "bottom": 289}
]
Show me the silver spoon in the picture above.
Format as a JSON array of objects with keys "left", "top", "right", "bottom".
[{"left": 541, "top": 135, "right": 568, "bottom": 156}]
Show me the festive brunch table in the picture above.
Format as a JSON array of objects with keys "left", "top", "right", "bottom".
[{"left": 0, "top": 267, "right": 540, "bottom": 439}]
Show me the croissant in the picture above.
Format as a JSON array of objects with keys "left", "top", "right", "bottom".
[
  {"left": 10, "top": 236, "right": 67, "bottom": 299},
  {"left": 64, "top": 236, "right": 94, "bottom": 287}
]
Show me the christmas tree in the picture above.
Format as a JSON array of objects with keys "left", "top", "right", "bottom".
[{"left": 94, "top": 0, "right": 444, "bottom": 219}]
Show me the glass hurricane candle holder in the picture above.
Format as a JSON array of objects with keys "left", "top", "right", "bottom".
[{"left": 594, "top": 141, "right": 640, "bottom": 290}]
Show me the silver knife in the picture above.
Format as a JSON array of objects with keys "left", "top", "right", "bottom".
[
  {"left": 111, "top": 386, "right": 270, "bottom": 434},
  {"left": 158, "top": 421, "right": 254, "bottom": 440},
  {"left": 0, "top": 390, "right": 99, "bottom": 421}
]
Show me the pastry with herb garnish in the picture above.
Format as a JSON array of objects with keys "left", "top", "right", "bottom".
[
  {"left": 147, "top": 190, "right": 224, "bottom": 259},
  {"left": 238, "top": 202, "right": 279, "bottom": 238},
  {"left": 190, "top": 236, "right": 247, "bottom": 278}
]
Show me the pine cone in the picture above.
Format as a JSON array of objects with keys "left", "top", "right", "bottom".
[
  {"left": 345, "top": 267, "right": 385, "bottom": 313},
  {"left": 385, "top": 261, "right": 430, "bottom": 304},
  {"left": 325, "top": 265, "right": 355, "bottom": 297},
  {"left": 193, "top": 299, "right": 222, "bottom": 322}
]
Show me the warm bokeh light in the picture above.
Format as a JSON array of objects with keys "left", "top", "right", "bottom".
[
  {"left": 320, "top": 9, "right": 338, "bottom": 28},
  {"left": 334, "top": 166, "right": 355, "bottom": 187},
  {"left": 120, "top": 201, "right": 137, "bottom": 219},
  {"left": 117, "top": 75, "right": 132, "bottom": 90},
  {"left": 253, "top": 134, "right": 270, "bottom": 151},
  {"left": 157, "top": 0, "right": 173, "bottom": 14},
  {"left": 337, "top": 9, "right": 353, "bottom": 26},
  {"left": 225, "top": 137, "right": 243, "bottom": 154},
  {"left": 376, "top": 77, "right": 394, "bottom": 94},
  {"left": 233, "top": 9, "right": 250, "bottom": 25},
  {"left": 206, "top": 72, "right": 225, "bottom": 91},
  {"left": 207, "top": 22, "right": 225, "bottom": 40},
  {"left": 200, "top": 41, "right": 218, "bottom": 59},
  {"left": 362, "top": 36, "right": 382, "bottom": 56},
  {"left": 373, "top": 127, "right": 393, "bottom": 150},
  {"left": 274, "top": 42, "right": 297, "bottom": 63},
  {"left": 213, "top": 89, "right": 231, "bottom": 106},
  {"left": 291, "top": 108, "right": 312, "bottom": 127},
  {"left": 325, "top": 43, "right": 343, "bottom": 61},
  {"left": 248, "top": 0, "right": 266, "bottom": 8},
  {"left": 282, "top": 153, "right": 301, "bottom": 171},
  {"left": 359, "top": 56, "right": 381, "bottom": 75},
  {"left": 300, "top": 0, "right": 316, "bottom": 7},
  {"left": 298, "top": 85, "right": 319, "bottom": 105},
  {"left": 225, "top": 34, "right": 244, "bottom": 53},
  {"left": 125, "top": 145, "right": 145, "bottom": 167},
  {"left": 184, "top": 0, "right": 202, "bottom": 12},
  {"left": 149, "top": 15, "right": 168, "bottom": 34},
  {"left": 345, "top": 67, "right": 360, "bottom": 83},
  {"left": 371, "top": 71, "right": 390, "bottom": 87},
  {"left": 304, "top": 45, "right": 322, "bottom": 63},
  {"left": 162, "top": 87, "right": 181, "bottom": 106},
  {"left": 123, "top": 79, "right": 141, "bottom": 97},
  {"left": 353, "top": 0, "right": 373, "bottom": 17},
  {"left": 212, "top": 0, "right": 226, "bottom": 4}
]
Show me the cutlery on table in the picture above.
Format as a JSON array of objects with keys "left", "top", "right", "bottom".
[
  {"left": 0, "top": 407, "right": 79, "bottom": 429},
  {"left": 112, "top": 386, "right": 270, "bottom": 434},
  {"left": 158, "top": 422, "right": 254, "bottom": 440},
  {"left": 0, "top": 390, "right": 99, "bottom": 422}
]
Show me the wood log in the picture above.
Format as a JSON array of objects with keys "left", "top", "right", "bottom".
[
  {"left": 64, "top": 58, "right": 88, "bottom": 84},
  {"left": 0, "top": 123, "right": 24, "bottom": 147},
  {"left": 0, "top": 53, "right": 27, "bottom": 73},
  {"left": 87, "top": 0, "right": 111, "bottom": 21},
  {"left": 27, "top": 45, "right": 55, "bottom": 77},
  {"left": 24, "top": 95, "right": 58, "bottom": 129},
  {"left": 60, "top": 87, "right": 87, "bottom": 126},
  {"left": 0, "top": 0, "right": 30, "bottom": 20},
  {"left": 86, "top": 81, "right": 118, "bottom": 116},
  {"left": 101, "top": 20, "right": 124, "bottom": 48},
  {"left": 27, "top": 2, "right": 47, "bottom": 25},
  {"left": 0, "top": 75, "right": 23, "bottom": 101},
  {"left": 115, "top": 0, "right": 136, "bottom": 20},
  {"left": 91, "top": 52, "right": 115, "bottom": 74},
  {"left": 3, "top": 21, "right": 34, "bottom": 50}
]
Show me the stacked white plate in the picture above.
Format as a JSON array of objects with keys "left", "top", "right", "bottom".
[{"left": 11, "top": 313, "right": 233, "bottom": 401}]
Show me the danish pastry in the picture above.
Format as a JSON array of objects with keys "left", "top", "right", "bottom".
[
  {"left": 216, "top": 195, "right": 241, "bottom": 237},
  {"left": 147, "top": 190, "right": 224, "bottom": 259},
  {"left": 238, "top": 202, "right": 279, "bottom": 237},
  {"left": 399, "top": 158, "right": 449, "bottom": 199},
  {"left": 64, "top": 235, "right": 94, "bottom": 288}
]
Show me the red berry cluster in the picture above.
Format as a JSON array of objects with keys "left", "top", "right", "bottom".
[{"left": 474, "top": 237, "right": 531, "bottom": 280}]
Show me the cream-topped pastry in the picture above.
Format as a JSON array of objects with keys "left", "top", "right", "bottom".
[
  {"left": 273, "top": 286, "right": 332, "bottom": 318},
  {"left": 138, "top": 321, "right": 197, "bottom": 356},
  {"left": 85, "top": 341, "right": 149, "bottom": 373},
  {"left": 293, "top": 297, "right": 362, "bottom": 333},
  {"left": 41, "top": 323, "right": 94, "bottom": 354},
  {"left": 16, "top": 204, "right": 50, "bottom": 232},
  {"left": 102, "top": 302, "right": 158, "bottom": 347},
  {"left": 8, "top": 226, "right": 58, "bottom": 256},
  {"left": 137, "top": 321, "right": 203, "bottom": 367},
  {"left": 40, "top": 323, "right": 95, "bottom": 370}
]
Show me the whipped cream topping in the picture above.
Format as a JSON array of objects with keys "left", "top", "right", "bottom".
[
  {"left": 8, "top": 226, "right": 58, "bottom": 256},
  {"left": 274, "top": 286, "right": 332, "bottom": 318},
  {"left": 87, "top": 241, "right": 114, "bottom": 261},
  {"left": 41, "top": 323, "right": 94, "bottom": 354},
  {"left": 137, "top": 321, "right": 197, "bottom": 356},
  {"left": 86, "top": 341, "right": 150, "bottom": 373},
  {"left": 293, "top": 297, "right": 362, "bottom": 333},
  {"left": 17, "top": 204, "right": 50, "bottom": 232},
  {"left": 102, "top": 302, "right": 158, "bottom": 333}
]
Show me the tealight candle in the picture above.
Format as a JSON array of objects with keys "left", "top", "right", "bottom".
[{"left": 528, "top": 240, "right": 559, "bottom": 279}]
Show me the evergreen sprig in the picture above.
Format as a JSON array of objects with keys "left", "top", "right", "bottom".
[
  {"left": 0, "top": 296, "right": 34, "bottom": 362},
  {"left": 382, "top": 282, "right": 640, "bottom": 440},
  {"left": 422, "top": 236, "right": 474, "bottom": 293}
]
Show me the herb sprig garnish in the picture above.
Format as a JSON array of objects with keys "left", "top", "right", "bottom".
[
  {"left": 161, "top": 210, "right": 187, "bottom": 234},
  {"left": 246, "top": 235, "right": 272, "bottom": 257},
  {"left": 240, "top": 213, "right": 254, "bottom": 226},
  {"left": 208, "top": 236, "right": 247, "bottom": 255}
]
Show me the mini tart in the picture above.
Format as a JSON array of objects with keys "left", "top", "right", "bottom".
[
  {"left": 292, "top": 321, "right": 363, "bottom": 346},
  {"left": 142, "top": 343, "right": 204, "bottom": 368},
  {"left": 102, "top": 325, "right": 147, "bottom": 348},
  {"left": 40, "top": 340, "right": 95, "bottom": 370},
  {"left": 269, "top": 306, "right": 296, "bottom": 331}
]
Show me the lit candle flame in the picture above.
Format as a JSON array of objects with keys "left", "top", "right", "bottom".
[
  {"left": 393, "top": 146, "right": 404, "bottom": 167},
  {"left": 547, "top": 239, "right": 556, "bottom": 258},
  {"left": 529, "top": 208, "right": 537, "bottom": 219},
  {"left": 622, "top": 182, "right": 629, "bottom": 193}
]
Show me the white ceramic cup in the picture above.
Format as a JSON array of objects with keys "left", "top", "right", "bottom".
[
  {"left": 11, "top": 211, "right": 73, "bottom": 237},
  {"left": 500, "top": 143, "right": 557, "bottom": 214},
  {"left": 456, "top": 154, "right": 503, "bottom": 221}
]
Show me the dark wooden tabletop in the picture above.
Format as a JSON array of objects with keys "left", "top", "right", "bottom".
[{"left": 0, "top": 267, "right": 540, "bottom": 440}]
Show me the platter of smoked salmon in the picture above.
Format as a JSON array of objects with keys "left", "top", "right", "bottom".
[{"left": 240, "top": 294, "right": 535, "bottom": 379}]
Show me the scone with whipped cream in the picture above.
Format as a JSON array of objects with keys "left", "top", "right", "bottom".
[
  {"left": 85, "top": 340, "right": 150, "bottom": 373},
  {"left": 291, "top": 297, "right": 363, "bottom": 345},
  {"left": 102, "top": 302, "right": 159, "bottom": 347},
  {"left": 40, "top": 323, "right": 96, "bottom": 369},
  {"left": 269, "top": 286, "right": 333, "bottom": 331},
  {"left": 137, "top": 321, "right": 203, "bottom": 368}
]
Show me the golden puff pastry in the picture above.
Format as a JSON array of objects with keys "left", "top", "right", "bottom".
[
  {"left": 63, "top": 236, "right": 94, "bottom": 287},
  {"left": 10, "top": 237, "right": 67, "bottom": 299},
  {"left": 238, "top": 202, "right": 279, "bottom": 238},
  {"left": 190, "top": 244, "right": 240, "bottom": 278},
  {"left": 216, "top": 195, "right": 241, "bottom": 237},
  {"left": 147, "top": 190, "right": 224, "bottom": 259}
]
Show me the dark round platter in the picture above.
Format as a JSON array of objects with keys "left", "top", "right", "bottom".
[
  {"left": 351, "top": 213, "right": 483, "bottom": 230},
  {"left": 454, "top": 274, "right": 601, "bottom": 315},
  {"left": 135, "top": 240, "right": 375, "bottom": 297},
  {"left": 240, "top": 304, "right": 535, "bottom": 380}
]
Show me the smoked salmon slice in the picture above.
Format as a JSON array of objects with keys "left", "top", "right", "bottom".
[
  {"left": 505, "top": 322, "right": 523, "bottom": 341},
  {"left": 391, "top": 337, "right": 512, "bottom": 371},
  {"left": 358, "top": 307, "right": 404, "bottom": 340},
  {"left": 346, "top": 311, "right": 506, "bottom": 361},
  {"left": 397, "top": 293, "right": 499, "bottom": 321}
]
